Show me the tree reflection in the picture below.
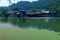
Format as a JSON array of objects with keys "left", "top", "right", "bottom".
[{"left": 0, "top": 17, "right": 60, "bottom": 32}]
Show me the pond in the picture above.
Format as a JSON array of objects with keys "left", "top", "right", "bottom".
[
  {"left": 0, "top": 17, "right": 60, "bottom": 40},
  {"left": 0, "top": 17, "right": 60, "bottom": 32}
]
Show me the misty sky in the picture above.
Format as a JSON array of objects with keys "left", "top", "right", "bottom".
[{"left": 0, "top": 0, "right": 38, "bottom": 7}]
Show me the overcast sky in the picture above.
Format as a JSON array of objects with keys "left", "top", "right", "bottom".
[{"left": 0, "top": 0, "right": 38, "bottom": 7}]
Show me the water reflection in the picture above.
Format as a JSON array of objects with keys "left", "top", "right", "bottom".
[{"left": 0, "top": 17, "right": 60, "bottom": 32}]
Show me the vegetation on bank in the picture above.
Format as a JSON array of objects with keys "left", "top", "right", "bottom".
[
  {"left": 0, "top": 0, "right": 60, "bottom": 17},
  {"left": 0, "top": 27, "right": 60, "bottom": 40}
]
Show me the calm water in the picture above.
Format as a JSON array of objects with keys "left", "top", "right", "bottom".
[{"left": 0, "top": 17, "right": 60, "bottom": 32}]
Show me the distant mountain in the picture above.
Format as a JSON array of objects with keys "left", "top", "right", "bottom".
[
  {"left": 9, "top": 0, "right": 60, "bottom": 10},
  {"left": 38, "top": 0, "right": 60, "bottom": 10},
  {"left": 0, "top": 0, "right": 60, "bottom": 11}
]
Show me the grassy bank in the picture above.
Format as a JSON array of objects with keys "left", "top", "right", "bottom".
[{"left": 0, "top": 27, "right": 60, "bottom": 40}]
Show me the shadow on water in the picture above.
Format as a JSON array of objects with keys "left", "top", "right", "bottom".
[{"left": 0, "top": 17, "right": 60, "bottom": 32}]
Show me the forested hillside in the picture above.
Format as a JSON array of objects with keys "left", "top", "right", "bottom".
[{"left": 0, "top": 0, "right": 60, "bottom": 11}]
